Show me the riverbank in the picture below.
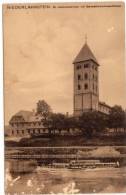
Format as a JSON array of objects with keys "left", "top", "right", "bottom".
[{"left": 5, "top": 134, "right": 126, "bottom": 147}]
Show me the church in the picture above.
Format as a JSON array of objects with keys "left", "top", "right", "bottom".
[
  {"left": 6, "top": 38, "right": 112, "bottom": 137},
  {"left": 73, "top": 39, "right": 111, "bottom": 116}
]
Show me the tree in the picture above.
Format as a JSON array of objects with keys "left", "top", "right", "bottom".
[
  {"left": 43, "top": 113, "right": 78, "bottom": 134},
  {"left": 36, "top": 100, "right": 52, "bottom": 119},
  {"left": 43, "top": 113, "right": 66, "bottom": 134},
  {"left": 124, "top": 110, "right": 126, "bottom": 130},
  {"left": 108, "top": 105, "right": 125, "bottom": 130},
  {"left": 79, "top": 111, "right": 107, "bottom": 138},
  {"left": 64, "top": 116, "right": 78, "bottom": 132}
]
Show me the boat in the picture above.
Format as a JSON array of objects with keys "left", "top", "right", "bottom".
[
  {"left": 51, "top": 162, "right": 69, "bottom": 168},
  {"left": 68, "top": 159, "right": 119, "bottom": 169}
]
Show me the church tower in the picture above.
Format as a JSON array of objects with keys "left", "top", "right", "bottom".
[{"left": 73, "top": 39, "right": 99, "bottom": 116}]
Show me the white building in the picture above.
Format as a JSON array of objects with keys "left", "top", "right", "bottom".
[{"left": 8, "top": 110, "right": 48, "bottom": 136}]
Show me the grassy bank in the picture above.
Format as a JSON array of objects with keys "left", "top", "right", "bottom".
[{"left": 5, "top": 134, "right": 126, "bottom": 147}]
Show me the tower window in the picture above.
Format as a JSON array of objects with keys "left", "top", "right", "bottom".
[
  {"left": 84, "top": 73, "right": 88, "bottom": 80},
  {"left": 22, "top": 130, "right": 24, "bottom": 134},
  {"left": 76, "top": 65, "right": 81, "bottom": 69},
  {"left": 84, "top": 64, "right": 89, "bottom": 68},
  {"left": 84, "top": 83, "right": 88, "bottom": 90},
  {"left": 78, "top": 74, "right": 81, "bottom": 80},
  {"left": 78, "top": 84, "right": 81, "bottom": 90}
]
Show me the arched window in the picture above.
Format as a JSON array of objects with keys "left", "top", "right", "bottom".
[
  {"left": 78, "top": 74, "right": 81, "bottom": 80},
  {"left": 84, "top": 64, "right": 89, "bottom": 68},
  {"left": 76, "top": 65, "right": 81, "bottom": 69},
  {"left": 22, "top": 130, "right": 24, "bottom": 134},
  {"left": 78, "top": 84, "right": 81, "bottom": 90},
  {"left": 33, "top": 129, "right": 35, "bottom": 134},
  {"left": 84, "top": 73, "right": 88, "bottom": 80},
  {"left": 84, "top": 83, "right": 88, "bottom": 90}
]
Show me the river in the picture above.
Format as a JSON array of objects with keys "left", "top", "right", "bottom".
[{"left": 5, "top": 160, "right": 126, "bottom": 194}]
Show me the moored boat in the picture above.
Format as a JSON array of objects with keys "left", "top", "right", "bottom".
[{"left": 68, "top": 159, "right": 119, "bottom": 169}]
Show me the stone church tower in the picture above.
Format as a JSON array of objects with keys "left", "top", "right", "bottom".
[{"left": 73, "top": 40, "right": 99, "bottom": 116}]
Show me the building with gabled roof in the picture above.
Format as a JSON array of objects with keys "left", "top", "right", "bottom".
[
  {"left": 8, "top": 110, "right": 47, "bottom": 137},
  {"left": 9, "top": 110, "right": 33, "bottom": 124}
]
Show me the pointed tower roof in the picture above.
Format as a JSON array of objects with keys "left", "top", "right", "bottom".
[{"left": 73, "top": 43, "right": 99, "bottom": 65}]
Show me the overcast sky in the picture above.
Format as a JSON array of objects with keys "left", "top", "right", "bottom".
[{"left": 3, "top": 2, "right": 125, "bottom": 124}]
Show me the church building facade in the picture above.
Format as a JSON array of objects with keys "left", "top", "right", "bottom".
[{"left": 73, "top": 40, "right": 111, "bottom": 116}]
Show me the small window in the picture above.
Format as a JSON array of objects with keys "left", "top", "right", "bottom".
[
  {"left": 95, "top": 66, "right": 97, "bottom": 71},
  {"left": 84, "top": 64, "right": 88, "bottom": 68},
  {"left": 22, "top": 130, "right": 24, "bottom": 134},
  {"left": 84, "top": 73, "right": 88, "bottom": 80},
  {"left": 78, "top": 74, "right": 81, "bottom": 80},
  {"left": 78, "top": 84, "right": 81, "bottom": 90},
  {"left": 93, "top": 74, "right": 94, "bottom": 80},
  {"left": 28, "top": 129, "right": 30, "bottom": 134},
  {"left": 17, "top": 130, "right": 19, "bottom": 134},
  {"left": 76, "top": 65, "right": 81, "bottom": 69},
  {"left": 84, "top": 84, "right": 88, "bottom": 90},
  {"left": 33, "top": 130, "right": 35, "bottom": 134},
  {"left": 12, "top": 130, "right": 14, "bottom": 135}
]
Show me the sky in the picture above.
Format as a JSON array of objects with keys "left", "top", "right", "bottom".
[{"left": 3, "top": 2, "right": 125, "bottom": 124}]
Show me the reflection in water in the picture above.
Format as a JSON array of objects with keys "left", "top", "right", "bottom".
[
  {"left": 8, "top": 160, "right": 37, "bottom": 174},
  {"left": 5, "top": 160, "right": 126, "bottom": 194}
]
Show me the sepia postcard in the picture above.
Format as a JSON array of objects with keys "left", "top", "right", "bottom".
[{"left": 3, "top": 2, "right": 126, "bottom": 194}]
